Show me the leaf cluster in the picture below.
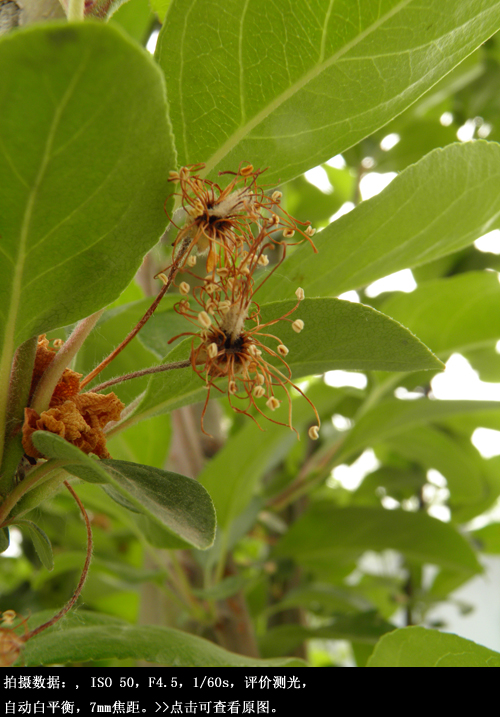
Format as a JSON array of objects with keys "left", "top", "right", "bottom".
[{"left": 2, "top": 0, "right": 500, "bottom": 667}]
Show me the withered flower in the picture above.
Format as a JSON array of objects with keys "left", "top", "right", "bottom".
[
  {"left": 169, "top": 235, "right": 320, "bottom": 438},
  {"left": 163, "top": 163, "right": 317, "bottom": 275},
  {"left": 22, "top": 336, "right": 124, "bottom": 460}
]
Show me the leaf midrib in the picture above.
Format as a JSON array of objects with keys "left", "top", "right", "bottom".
[{"left": 200, "top": 0, "right": 415, "bottom": 174}]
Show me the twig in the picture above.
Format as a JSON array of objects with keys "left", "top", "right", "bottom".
[
  {"left": 25, "top": 481, "right": 93, "bottom": 641},
  {"left": 88, "top": 360, "right": 191, "bottom": 394}
]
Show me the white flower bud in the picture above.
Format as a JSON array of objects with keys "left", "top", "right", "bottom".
[{"left": 292, "top": 319, "right": 304, "bottom": 333}]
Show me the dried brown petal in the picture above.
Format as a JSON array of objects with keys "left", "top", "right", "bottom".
[
  {"left": 29, "top": 335, "right": 82, "bottom": 405},
  {"left": 22, "top": 392, "right": 124, "bottom": 460}
]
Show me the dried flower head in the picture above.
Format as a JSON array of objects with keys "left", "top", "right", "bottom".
[
  {"left": 169, "top": 234, "right": 320, "bottom": 438},
  {"left": 22, "top": 336, "right": 124, "bottom": 460},
  {"left": 162, "top": 163, "right": 317, "bottom": 276}
]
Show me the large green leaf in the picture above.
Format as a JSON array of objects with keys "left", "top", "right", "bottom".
[
  {"left": 157, "top": 0, "right": 500, "bottom": 184},
  {"left": 259, "top": 142, "right": 500, "bottom": 302},
  {"left": 367, "top": 626, "right": 500, "bottom": 667},
  {"left": 23, "top": 611, "right": 305, "bottom": 667},
  {"left": 30, "top": 432, "right": 216, "bottom": 550},
  {"left": 120, "top": 297, "right": 441, "bottom": 427},
  {"left": 0, "top": 21, "right": 173, "bottom": 366},
  {"left": 380, "top": 271, "right": 500, "bottom": 360},
  {"left": 273, "top": 504, "right": 482, "bottom": 577}
]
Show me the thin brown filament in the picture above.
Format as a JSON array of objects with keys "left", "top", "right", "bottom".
[{"left": 25, "top": 481, "right": 93, "bottom": 642}]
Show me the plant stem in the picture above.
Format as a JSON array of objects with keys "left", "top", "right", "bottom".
[
  {"left": 88, "top": 360, "right": 191, "bottom": 393},
  {"left": 0, "top": 336, "right": 38, "bottom": 497},
  {"left": 80, "top": 241, "right": 192, "bottom": 391},
  {"left": 31, "top": 310, "right": 104, "bottom": 415},
  {"left": 0, "top": 459, "right": 66, "bottom": 525},
  {"left": 25, "top": 481, "right": 93, "bottom": 641},
  {"left": 268, "top": 437, "right": 344, "bottom": 512},
  {"left": 80, "top": 281, "right": 174, "bottom": 390},
  {"left": 67, "top": 0, "right": 84, "bottom": 21},
  {"left": 169, "top": 551, "right": 207, "bottom": 623}
]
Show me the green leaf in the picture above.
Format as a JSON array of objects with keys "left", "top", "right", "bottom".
[
  {"left": 374, "top": 119, "right": 459, "bottom": 174},
  {"left": 273, "top": 505, "right": 481, "bottom": 577},
  {"left": 199, "top": 383, "right": 343, "bottom": 530},
  {"left": 157, "top": 0, "right": 500, "bottom": 184},
  {"left": 338, "top": 398, "right": 500, "bottom": 464},
  {"left": 102, "top": 460, "right": 217, "bottom": 550},
  {"left": 383, "top": 425, "right": 486, "bottom": 506},
  {"left": 23, "top": 611, "right": 306, "bottom": 667},
  {"left": 353, "top": 466, "right": 425, "bottom": 506},
  {"left": 31, "top": 432, "right": 106, "bottom": 477},
  {"left": 31, "top": 550, "right": 165, "bottom": 589},
  {"left": 367, "top": 626, "right": 500, "bottom": 667},
  {"left": 265, "top": 583, "right": 373, "bottom": 617},
  {"left": 30, "top": 433, "right": 216, "bottom": 550},
  {"left": 259, "top": 142, "right": 500, "bottom": 302},
  {"left": 192, "top": 574, "right": 251, "bottom": 601},
  {"left": 257, "top": 298, "right": 443, "bottom": 374},
  {"left": 380, "top": 271, "right": 500, "bottom": 361},
  {"left": 15, "top": 520, "right": 53, "bottom": 571},
  {"left": 110, "top": 0, "right": 154, "bottom": 43},
  {"left": 106, "top": 413, "right": 172, "bottom": 470},
  {"left": 124, "top": 297, "right": 441, "bottom": 426},
  {"left": 471, "top": 523, "right": 500, "bottom": 554},
  {"left": 73, "top": 299, "right": 163, "bottom": 404},
  {"left": 260, "top": 611, "right": 395, "bottom": 658},
  {"left": 0, "top": 21, "right": 173, "bottom": 359},
  {"left": 0, "top": 527, "right": 9, "bottom": 553},
  {"left": 149, "top": 0, "right": 171, "bottom": 21}
]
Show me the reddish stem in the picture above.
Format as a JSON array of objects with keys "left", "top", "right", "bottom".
[{"left": 25, "top": 481, "right": 93, "bottom": 641}]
